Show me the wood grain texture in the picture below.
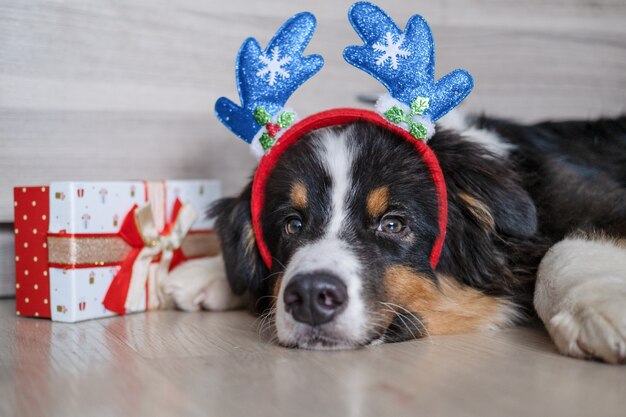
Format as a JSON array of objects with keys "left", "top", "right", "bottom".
[
  {"left": 1, "top": 0, "right": 625, "bottom": 221},
  {"left": 0, "top": 300, "right": 625, "bottom": 417},
  {"left": 0, "top": 228, "right": 15, "bottom": 297}
]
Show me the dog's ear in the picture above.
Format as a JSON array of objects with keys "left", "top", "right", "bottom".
[
  {"left": 482, "top": 176, "right": 537, "bottom": 238},
  {"left": 435, "top": 134, "right": 537, "bottom": 238},
  {"left": 456, "top": 172, "right": 537, "bottom": 239},
  {"left": 209, "top": 182, "right": 268, "bottom": 296}
]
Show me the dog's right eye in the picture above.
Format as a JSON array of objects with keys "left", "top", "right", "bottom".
[
  {"left": 284, "top": 216, "right": 303, "bottom": 235},
  {"left": 377, "top": 215, "right": 406, "bottom": 235}
]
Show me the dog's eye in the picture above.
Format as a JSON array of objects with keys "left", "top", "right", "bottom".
[
  {"left": 378, "top": 216, "right": 405, "bottom": 234},
  {"left": 284, "top": 217, "right": 303, "bottom": 235}
]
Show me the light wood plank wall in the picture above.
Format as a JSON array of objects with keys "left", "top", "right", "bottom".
[
  {"left": 0, "top": 228, "right": 15, "bottom": 296},
  {"left": 0, "top": 0, "right": 625, "bottom": 295}
]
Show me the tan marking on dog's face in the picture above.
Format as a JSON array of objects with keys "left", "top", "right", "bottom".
[
  {"left": 458, "top": 192, "right": 495, "bottom": 231},
  {"left": 273, "top": 276, "right": 283, "bottom": 304},
  {"left": 384, "top": 265, "right": 515, "bottom": 335},
  {"left": 290, "top": 182, "right": 308, "bottom": 210},
  {"left": 366, "top": 186, "right": 389, "bottom": 219}
]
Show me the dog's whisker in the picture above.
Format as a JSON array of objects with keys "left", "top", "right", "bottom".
[
  {"left": 379, "top": 302, "right": 431, "bottom": 340},
  {"left": 254, "top": 307, "right": 277, "bottom": 338},
  {"left": 379, "top": 306, "right": 418, "bottom": 340},
  {"left": 271, "top": 257, "right": 287, "bottom": 271},
  {"left": 261, "top": 270, "right": 284, "bottom": 283},
  {"left": 254, "top": 295, "right": 278, "bottom": 309},
  {"left": 380, "top": 301, "right": 430, "bottom": 338}
]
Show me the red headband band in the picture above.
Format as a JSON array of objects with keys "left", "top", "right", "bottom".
[{"left": 251, "top": 108, "right": 447, "bottom": 270}]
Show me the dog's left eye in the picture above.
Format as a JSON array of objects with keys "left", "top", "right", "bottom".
[
  {"left": 284, "top": 216, "right": 303, "bottom": 235},
  {"left": 378, "top": 216, "right": 406, "bottom": 234}
]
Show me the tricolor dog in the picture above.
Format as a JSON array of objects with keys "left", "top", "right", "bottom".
[{"left": 165, "top": 2, "right": 626, "bottom": 364}]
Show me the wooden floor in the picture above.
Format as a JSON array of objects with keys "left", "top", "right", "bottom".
[{"left": 0, "top": 300, "right": 624, "bottom": 417}]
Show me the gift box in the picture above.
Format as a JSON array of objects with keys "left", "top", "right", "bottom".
[{"left": 14, "top": 180, "right": 221, "bottom": 322}]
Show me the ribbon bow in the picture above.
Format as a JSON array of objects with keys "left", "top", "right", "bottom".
[{"left": 102, "top": 199, "right": 197, "bottom": 314}]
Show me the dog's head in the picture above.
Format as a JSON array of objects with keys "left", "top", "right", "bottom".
[{"left": 212, "top": 120, "right": 537, "bottom": 349}]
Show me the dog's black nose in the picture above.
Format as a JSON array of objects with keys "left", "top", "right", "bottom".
[{"left": 283, "top": 273, "right": 348, "bottom": 326}]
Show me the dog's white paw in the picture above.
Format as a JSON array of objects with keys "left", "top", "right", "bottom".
[
  {"left": 162, "top": 256, "right": 244, "bottom": 312},
  {"left": 545, "top": 279, "right": 626, "bottom": 364},
  {"left": 535, "top": 235, "right": 626, "bottom": 364}
]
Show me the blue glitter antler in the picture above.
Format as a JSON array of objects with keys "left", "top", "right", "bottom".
[
  {"left": 215, "top": 12, "right": 324, "bottom": 156},
  {"left": 344, "top": 2, "right": 473, "bottom": 139}
]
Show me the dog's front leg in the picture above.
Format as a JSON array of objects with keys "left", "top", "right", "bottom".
[
  {"left": 534, "top": 234, "right": 626, "bottom": 364},
  {"left": 160, "top": 256, "right": 246, "bottom": 312}
]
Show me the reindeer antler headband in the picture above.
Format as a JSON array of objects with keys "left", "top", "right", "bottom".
[{"left": 215, "top": 2, "right": 474, "bottom": 270}]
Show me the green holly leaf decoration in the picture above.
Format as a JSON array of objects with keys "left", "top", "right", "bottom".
[
  {"left": 254, "top": 107, "right": 271, "bottom": 126},
  {"left": 384, "top": 106, "right": 406, "bottom": 124},
  {"left": 410, "top": 97, "right": 430, "bottom": 116},
  {"left": 383, "top": 98, "right": 430, "bottom": 141},
  {"left": 409, "top": 122, "right": 428, "bottom": 140},
  {"left": 259, "top": 132, "right": 276, "bottom": 152},
  {"left": 277, "top": 111, "right": 295, "bottom": 128}
]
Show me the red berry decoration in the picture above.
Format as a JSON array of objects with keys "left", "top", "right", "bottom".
[{"left": 266, "top": 123, "right": 281, "bottom": 137}]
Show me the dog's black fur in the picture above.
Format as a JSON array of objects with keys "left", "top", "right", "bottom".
[
  {"left": 477, "top": 116, "right": 626, "bottom": 239},
  {"left": 211, "top": 115, "right": 626, "bottom": 342}
]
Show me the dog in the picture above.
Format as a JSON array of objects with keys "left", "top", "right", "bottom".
[{"left": 164, "top": 111, "right": 626, "bottom": 364}]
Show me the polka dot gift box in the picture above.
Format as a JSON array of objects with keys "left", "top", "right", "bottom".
[{"left": 13, "top": 180, "right": 221, "bottom": 322}]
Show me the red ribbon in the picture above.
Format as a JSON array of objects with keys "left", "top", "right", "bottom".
[{"left": 102, "top": 199, "right": 186, "bottom": 315}]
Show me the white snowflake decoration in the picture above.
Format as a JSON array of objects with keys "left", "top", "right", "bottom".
[
  {"left": 372, "top": 32, "right": 411, "bottom": 70},
  {"left": 257, "top": 46, "right": 292, "bottom": 86}
]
